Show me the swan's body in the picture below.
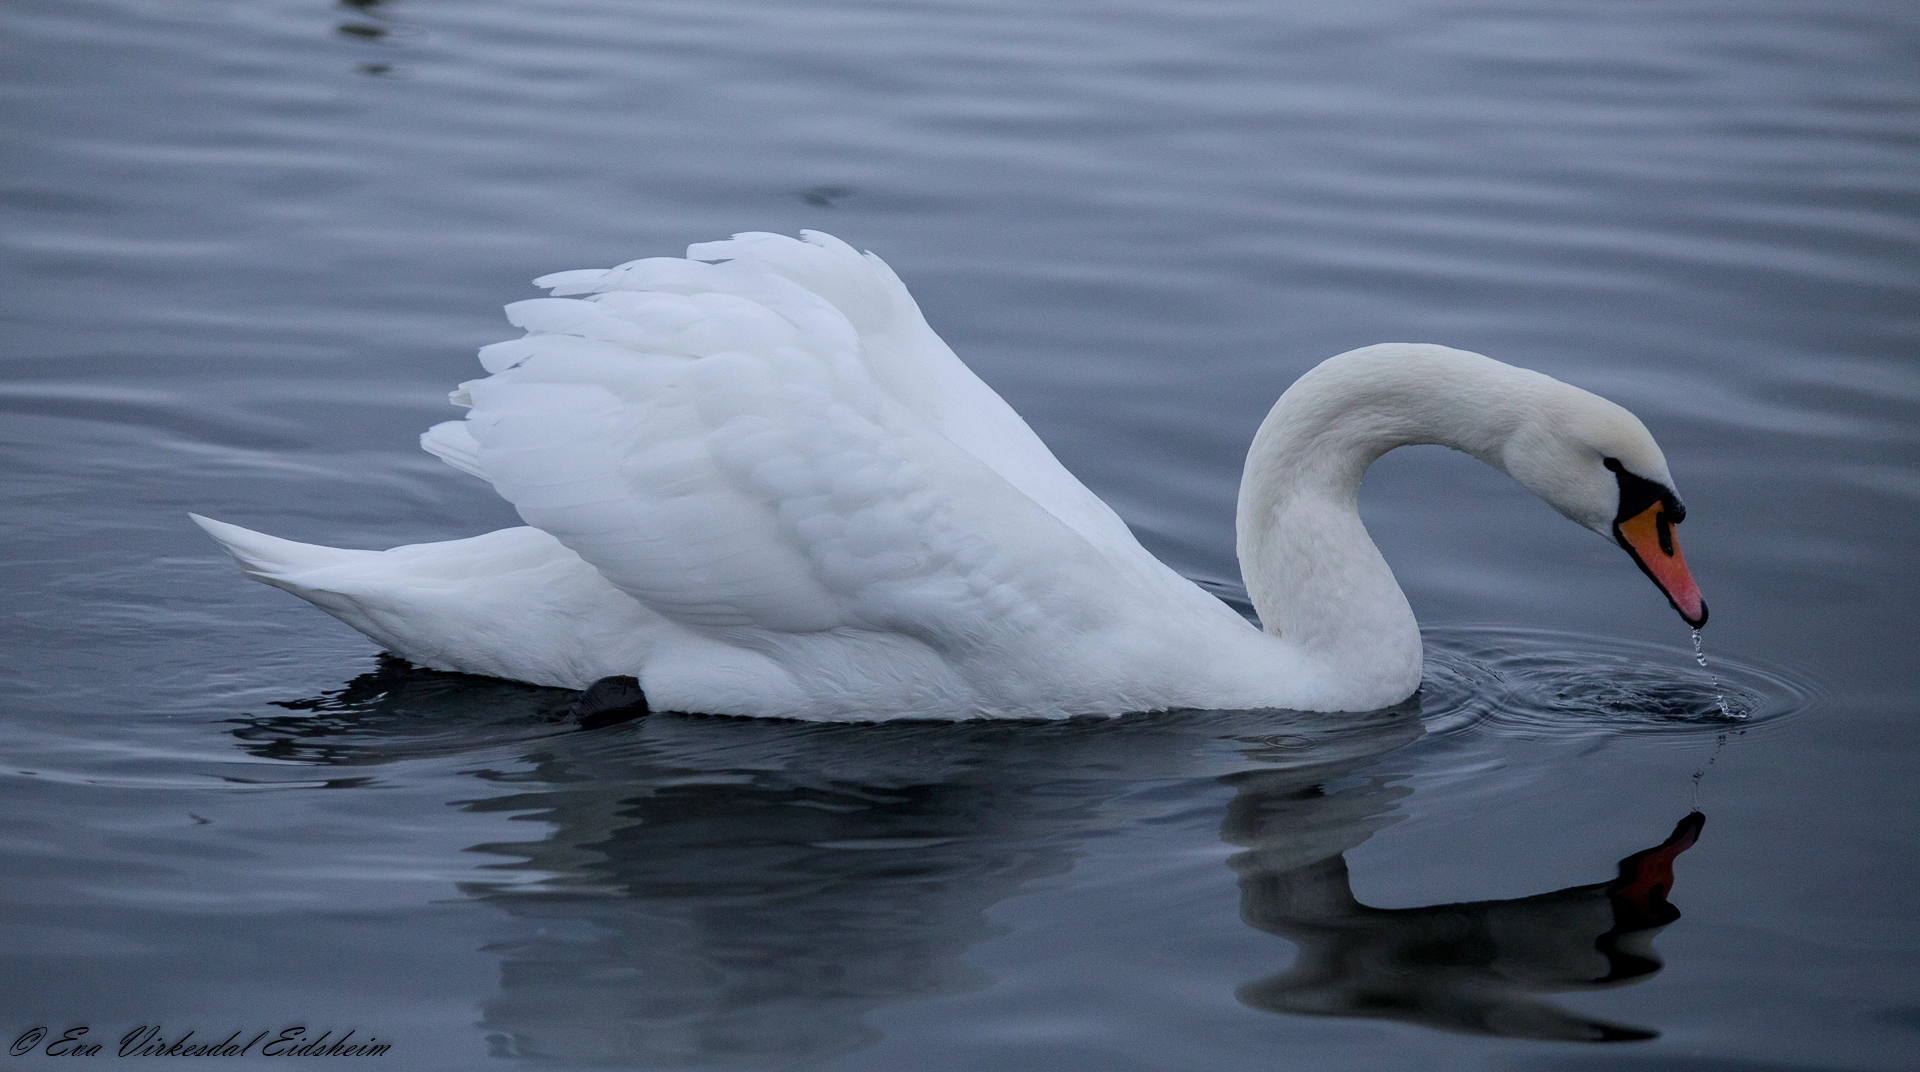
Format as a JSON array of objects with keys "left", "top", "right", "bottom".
[{"left": 196, "top": 231, "right": 1704, "bottom": 720}]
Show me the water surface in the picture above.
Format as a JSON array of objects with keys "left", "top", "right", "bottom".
[{"left": 2, "top": 0, "right": 1916, "bottom": 1068}]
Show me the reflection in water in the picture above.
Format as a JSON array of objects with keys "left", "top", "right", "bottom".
[
  {"left": 331, "top": 0, "right": 412, "bottom": 74},
  {"left": 447, "top": 713, "right": 1428, "bottom": 1066},
  {"left": 799, "top": 185, "right": 859, "bottom": 207},
  {"left": 230, "top": 655, "right": 574, "bottom": 766},
  {"left": 1227, "top": 772, "right": 1703, "bottom": 1042},
  {"left": 238, "top": 662, "right": 1700, "bottom": 1061},
  {"left": 463, "top": 757, "right": 1056, "bottom": 1064}
]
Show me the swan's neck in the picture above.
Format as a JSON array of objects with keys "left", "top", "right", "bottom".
[{"left": 1236, "top": 345, "right": 1540, "bottom": 704}]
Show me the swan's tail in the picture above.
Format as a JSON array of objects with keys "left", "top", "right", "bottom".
[
  {"left": 189, "top": 513, "right": 376, "bottom": 591},
  {"left": 191, "top": 512, "right": 466, "bottom": 671},
  {"left": 189, "top": 514, "right": 661, "bottom": 689}
]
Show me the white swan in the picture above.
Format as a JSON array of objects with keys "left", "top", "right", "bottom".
[{"left": 194, "top": 230, "right": 1705, "bottom": 720}]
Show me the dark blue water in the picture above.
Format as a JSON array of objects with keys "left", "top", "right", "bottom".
[{"left": 3, "top": 0, "right": 1916, "bottom": 1067}]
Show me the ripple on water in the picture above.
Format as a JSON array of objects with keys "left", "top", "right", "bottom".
[{"left": 1416, "top": 625, "right": 1817, "bottom": 740}]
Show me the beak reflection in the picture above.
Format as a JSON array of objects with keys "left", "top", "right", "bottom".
[{"left": 1224, "top": 763, "right": 1703, "bottom": 1043}]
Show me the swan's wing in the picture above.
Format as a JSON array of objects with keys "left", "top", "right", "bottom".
[
  {"left": 543, "top": 231, "right": 1145, "bottom": 554},
  {"left": 425, "top": 238, "right": 1130, "bottom": 651}
]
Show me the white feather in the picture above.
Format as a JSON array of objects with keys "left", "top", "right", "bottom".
[{"left": 419, "top": 420, "right": 486, "bottom": 480}]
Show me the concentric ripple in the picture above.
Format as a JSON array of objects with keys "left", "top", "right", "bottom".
[{"left": 1416, "top": 625, "right": 1818, "bottom": 739}]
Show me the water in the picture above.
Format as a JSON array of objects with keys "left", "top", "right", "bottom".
[
  {"left": 3, "top": 0, "right": 1917, "bottom": 1068},
  {"left": 1690, "top": 629, "right": 1738, "bottom": 722}
]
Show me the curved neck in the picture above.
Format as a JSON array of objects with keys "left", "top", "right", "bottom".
[{"left": 1235, "top": 345, "right": 1541, "bottom": 705}]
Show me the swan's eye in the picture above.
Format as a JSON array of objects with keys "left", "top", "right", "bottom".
[{"left": 1603, "top": 457, "right": 1684, "bottom": 525}]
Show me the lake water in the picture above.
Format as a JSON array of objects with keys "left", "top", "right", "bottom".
[{"left": 3, "top": 0, "right": 1917, "bottom": 1068}]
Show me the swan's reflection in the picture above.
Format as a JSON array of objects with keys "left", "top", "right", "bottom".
[
  {"left": 441, "top": 708, "right": 1425, "bottom": 1064},
  {"left": 1225, "top": 761, "right": 1702, "bottom": 1041},
  {"left": 238, "top": 662, "right": 1699, "bottom": 1060}
]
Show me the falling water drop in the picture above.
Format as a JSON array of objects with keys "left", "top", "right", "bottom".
[
  {"left": 1691, "top": 629, "right": 1740, "bottom": 720},
  {"left": 1689, "top": 630, "right": 1741, "bottom": 806},
  {"left": 1691, "top": 730, "right": 1731, "bottom": 810}
]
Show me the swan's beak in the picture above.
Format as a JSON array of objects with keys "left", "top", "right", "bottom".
[{"left": 1614, "top": 501, "right": 1707, "bottom": 627}]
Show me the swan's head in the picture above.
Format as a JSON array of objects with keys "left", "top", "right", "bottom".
[{"left": 1499, "top": 383, "right": 1707, "bottom": 628}]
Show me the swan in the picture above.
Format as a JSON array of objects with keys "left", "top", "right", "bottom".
[{"left": 193, "top": 230, "right": 1705, "bottom": 720}]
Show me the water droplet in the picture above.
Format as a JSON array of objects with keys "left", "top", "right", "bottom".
[{"left": 1690, "top": 629, "right": 1740, "bottom": 720}]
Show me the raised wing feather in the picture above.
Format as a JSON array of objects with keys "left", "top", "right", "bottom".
[
  {"left": 561, "top": 231, "right": 1143, "bottom": 552},
  {"left": 431, "top": 234, "right": 1135, "bottom": 652}
]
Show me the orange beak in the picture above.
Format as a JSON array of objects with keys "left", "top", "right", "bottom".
[{"left": 1614, "top": 501, "right": 1707, "bottom": 627}]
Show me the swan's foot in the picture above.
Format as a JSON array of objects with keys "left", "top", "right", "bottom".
[{"left": 569, "top": 675, "right": 649, "bottom": 729}]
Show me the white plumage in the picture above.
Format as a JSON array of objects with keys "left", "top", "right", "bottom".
[{"left": 196, "top": 230, "right": 1700, "bottom": 720}]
